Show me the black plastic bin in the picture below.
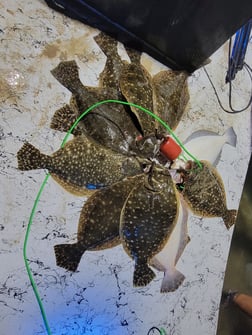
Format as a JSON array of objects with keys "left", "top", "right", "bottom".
[{"left": 45, "top": 0, "right": 252, "bottom": 72}]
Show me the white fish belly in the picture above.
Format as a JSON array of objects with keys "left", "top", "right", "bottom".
[
  {"left": 152, "top": 198, "right": 187, "bottom": 270},
  {"left": 184, "top": 136, "right": 226, "bottom": 165}
]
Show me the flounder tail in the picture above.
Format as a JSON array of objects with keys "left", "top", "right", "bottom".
[
  {"left": 51, "top": 60, "right": 83, "bottom": 94},
  {"left": 160, "top": 268, "right": 185, "bottom": 293},
  {"left": 133, "top": 262, "right": 156, "bottom": 287},
  {"left": 225, "top": 127, "right": 237, "bottom": 147},
  {"left": 54, "top": 243, "right": 85, "bottom": 272},
  {"left": 223, "top": 209, "right": 237, "bottom": 229},
  {"left": 50, "top": 105, "right": 81, "bottom": 136},
  {"left": 17, "top": 142, "right": 51, "bottom": 171},
  {"left": 94, "top": 32, "right": 117, "bottom": 56}
]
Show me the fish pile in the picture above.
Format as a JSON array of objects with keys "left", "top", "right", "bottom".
[{"left": 17, "top": 32, "right": 237, "bottom": 292}]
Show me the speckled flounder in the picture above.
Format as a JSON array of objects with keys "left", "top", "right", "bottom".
[
  {"left": 17, "top": 135, "right": 143, "bottom": 195},
  {"left": 152, "top": 70, "right": 189, "bottom": 130},
  {"left": 120, "top": 165, "right": 179, "bottom": 286},
  {"left": 54, "top": 174, "right": 145, "bottom": 271},
  {"left": 119, "top": 49, "right": 156, "bottom": 136},
  {"left": 50, "top": 32, "right": 129, "bottom": 139},
  {"left": 50, "top": 33, "right": 190, "bottom": 158},
  {"left": 51, "top": 60, "right": 141, "bottom": 155},
  {"left": 181, "top": 160, "right": 237, "bottom": 229},
  {"left": 94, "top": 31, "right": 126, "bottom": 95}
]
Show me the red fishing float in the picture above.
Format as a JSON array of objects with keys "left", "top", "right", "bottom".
[{"left": 160, "top": 136, "right": 182, "bottom": 161}]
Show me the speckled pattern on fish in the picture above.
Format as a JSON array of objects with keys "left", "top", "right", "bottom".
[
  {"left": 120, "top": 166, "right": 179, "bottom": 286},
  {"left": 17, "top": 135, "right": 143, "bottom": 193},
  {"left": 16, "top": 30, "right": 239, "bottom": 293},
  {"left": 152, "top": 70, "right": 189, "bottom": 130},
  {"left": 54, "top": 174, "right": 145, "bottom": 272},
  {"left": 181, "top": 160, "right": 237, "bottom": 229}
]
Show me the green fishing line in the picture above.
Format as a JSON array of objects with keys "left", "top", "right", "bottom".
[
  {"left": 23, "top": 173, "right": 52, "bottom": 335},
  {"left": 23, "top": 99, "right": 201, "bottom": 335},
  {"left": 61, "top": 99, "right": 202, "bottom": 168}
]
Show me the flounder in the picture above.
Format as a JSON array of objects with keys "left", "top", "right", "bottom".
[
  {"left": 119, "top": 49, "right": 156, "bottom": 136},
  {"left": 50, "top": 34, "right": 190, "bottom": 159},
  {"left": 51, "top": 60, "right": 141, "bottom": 155},
  {"left": 150, "top": 195, "right": 189, "bottom": 292},
  {"left": 183, "top": 127, "right": 237, "bottom": 166},
  {"left": 54, "top": 174, "right": 145, "bottom": 271},
  {"left": 152, "top": 70, "right": 189, "bottom": 130},
  {"left": 94, "top": 32, "right": 125, "bottom": 95},
  {"left": 51, "top": 31, "right": 132, "bottom": 127},
  {"left": 17, "top": 135, "right": 143, "bottom": 195},
  {"left": 120, "top": 165, "right": 179, "bottom": 286},
  {"left": 50, "top": 98, "right": 83, "bottom": 137},
  {"left": 181, "top": 160, "right": 237, "bottom": 229},
  {"left": 118, "top": 48, "right": 164, "bottom": 158}
]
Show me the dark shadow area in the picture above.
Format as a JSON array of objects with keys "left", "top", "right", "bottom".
[
  {"left": 44, "top": 0, "right": 252, "bottom": 72},
  {"left": 217, "top": 154, "right": 252, "bottom": 335}
]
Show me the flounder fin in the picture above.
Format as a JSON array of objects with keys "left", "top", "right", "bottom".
[
  {"left": 50, "top": 105, "right": 81, "bottom": 136},
  {"left": 201, "top": 58, "right": 211, "bottom": 66},
  {"left": 94, "top": 32, "right": 117, "bottom": 56},
  {"left": 213, "top": 152, "right": 222, "bottom": 167},
  {"left": 133, "top": 263, "right": 156, "bottom": 287},
  {"left": 51, "top": 173, "right": 94, "bottom": 197},
  {"left": 51, "top": 60, "right": 82, "bottom": 93},
  {"left": 150, "top": 257, "right": 166, "bottom": 272},
  {"left": 225, "top": 127, "right": 237, "bottom": 147},
  {"left": 54, "top": 243, "right": 84, "bottom": 272},
  {"left": 160, "top": 268, "right": 185, "bottom": 293},
  {"left": 184, "top": 129, "right": 217, "bottom": 143},
  {"left": 223, "top": 209, "right": 237, "bottom": 229},
  {"left": 175, "top": 198, "right": 190, "bottom": 265},
  {"left": 17, "top": 142, "right": 50, "bottom": 171},
  {"left": 175, "top": 234, "right": 191, "bottom": 265}
]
